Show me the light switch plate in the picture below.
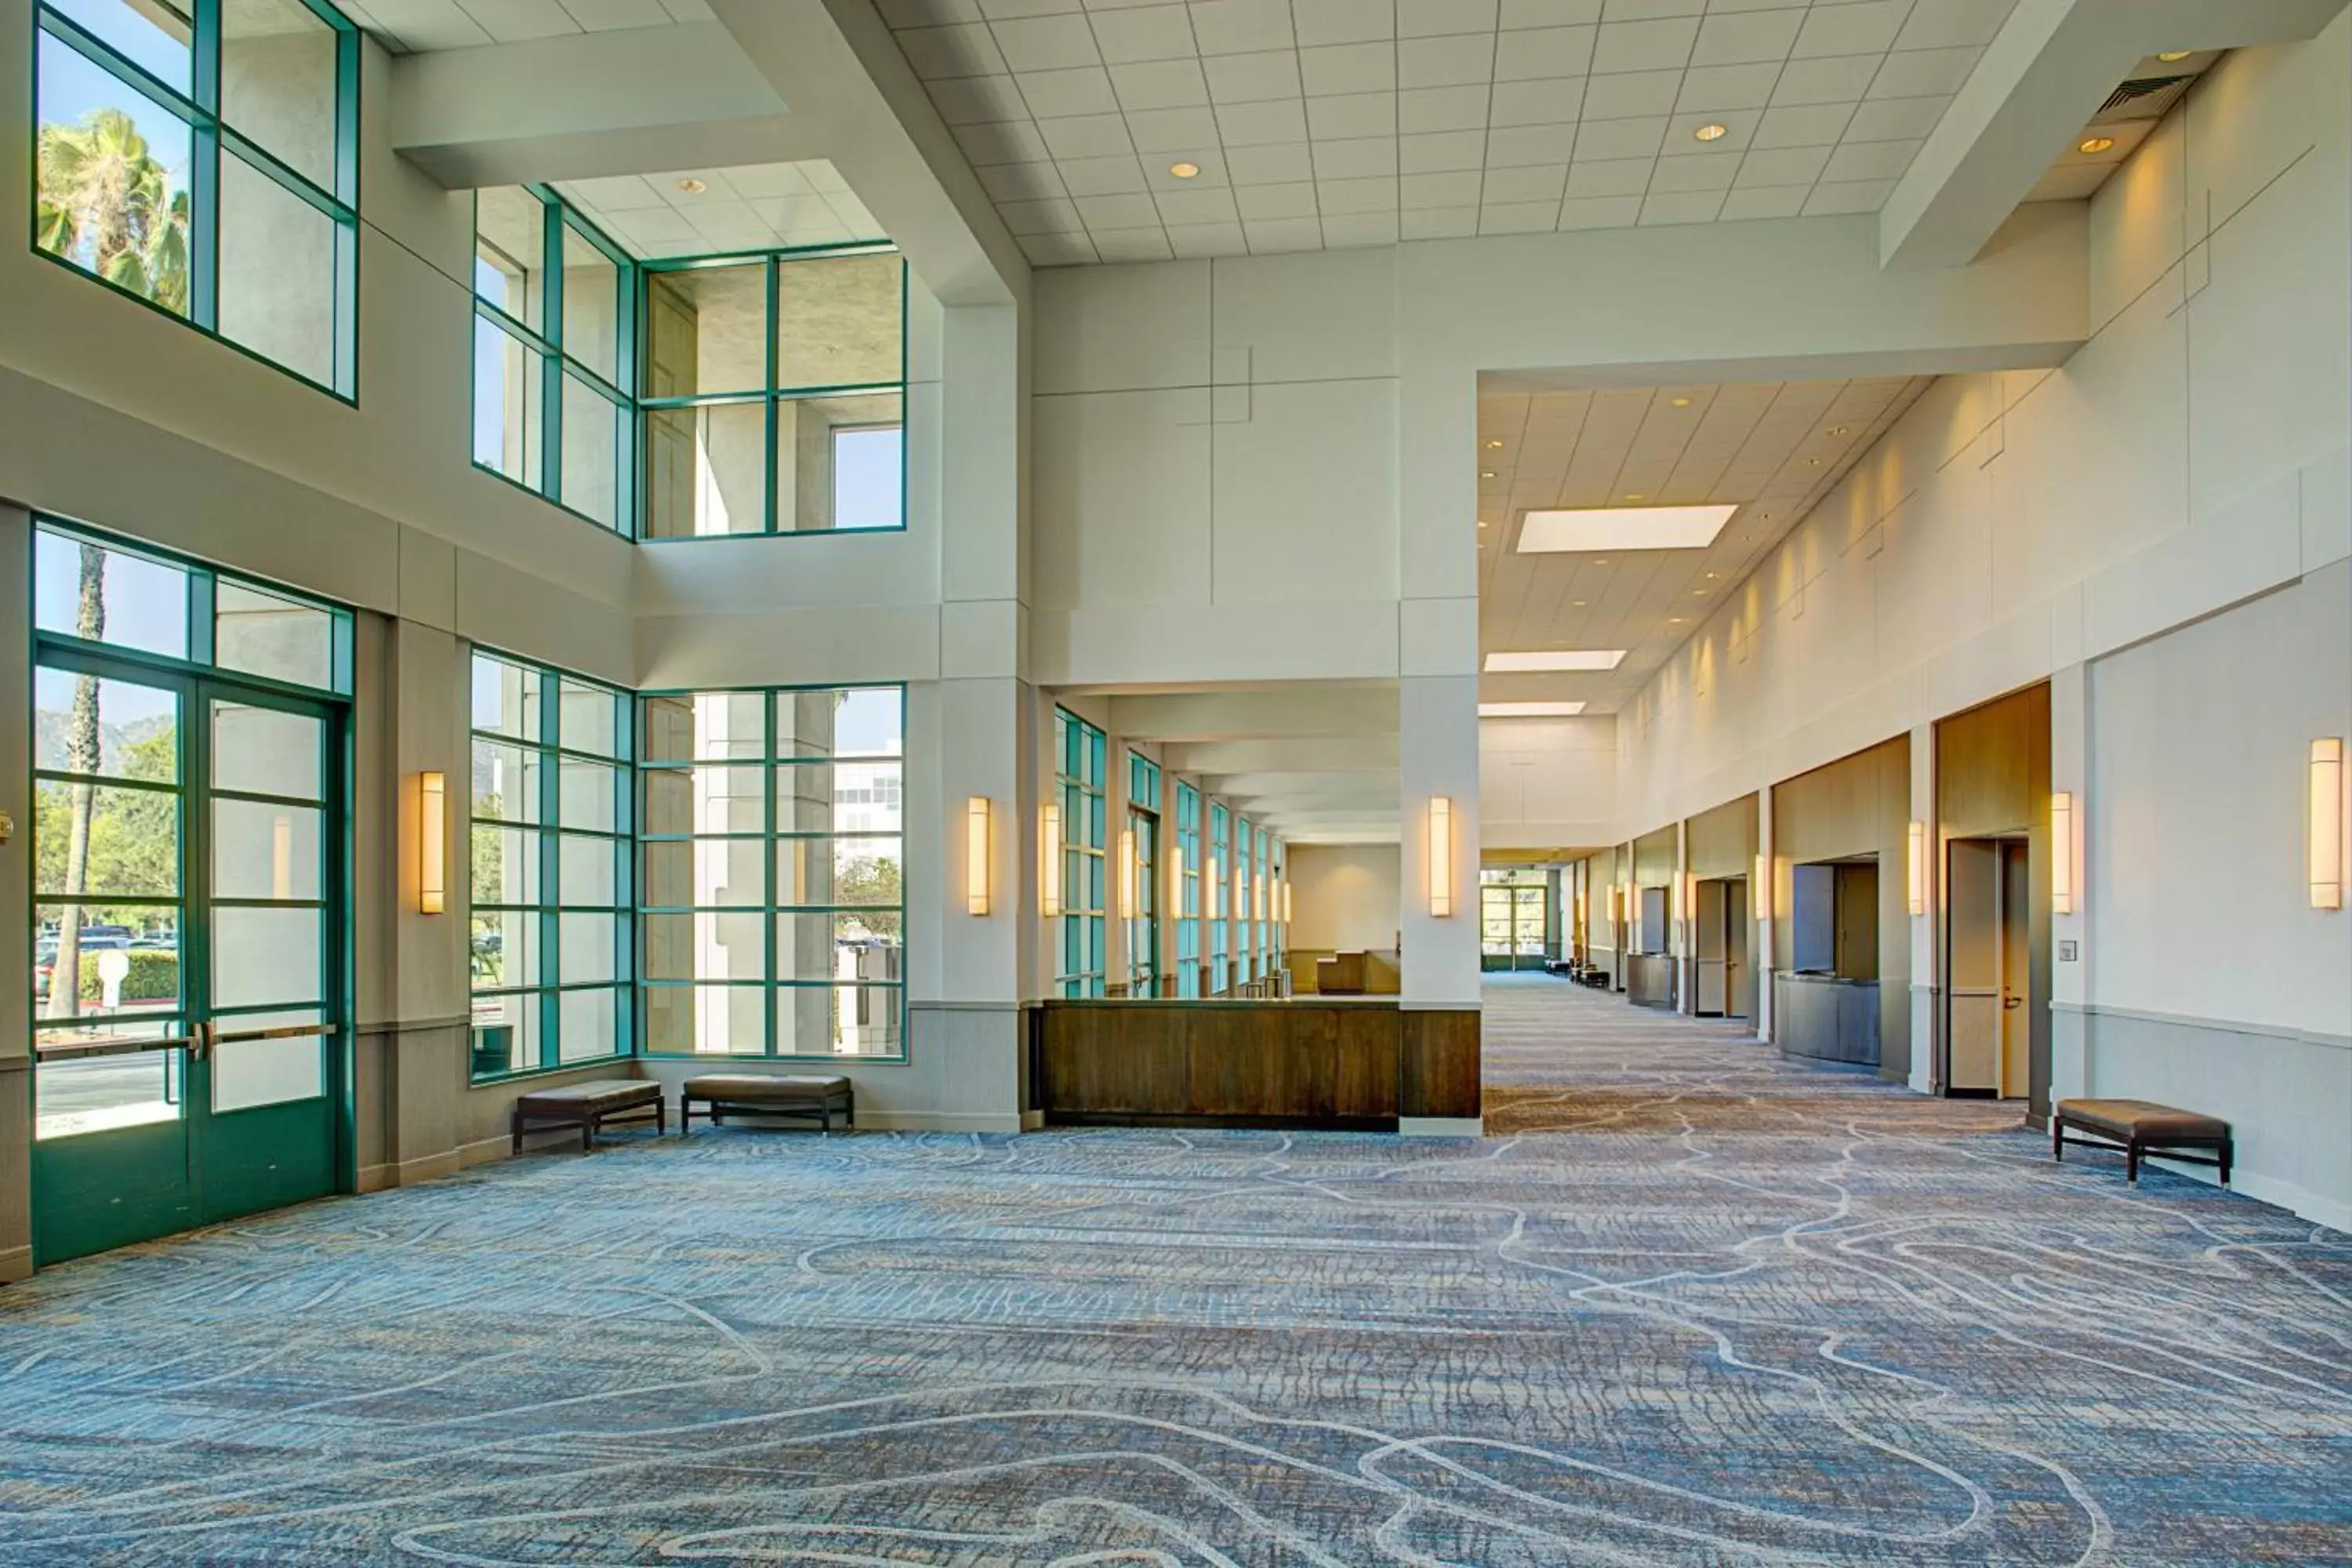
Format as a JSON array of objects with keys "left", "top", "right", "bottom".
[{"left": 2058, "top": 939, "right": 2078, "bottom": 962}]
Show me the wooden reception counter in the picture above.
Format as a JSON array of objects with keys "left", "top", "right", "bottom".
[{"left": 1036, "top": 999, "right": 1480, "bottom": 1131}]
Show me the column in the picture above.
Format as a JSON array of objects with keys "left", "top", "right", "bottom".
[
  {"left": 1907, "top": 720, "right": 1938, "bottom": 1094},
  {"left": 1755, "top": 783, "right": 1773, "bottom": 1044},
  {"left": 2047, "top": 663, "right": 2088, "bottom": 1105},
  {"left": 0, "top": 505, "right": 33, "bottom": 1280},
  {"left": 1675, "top": 817, "right": 1693, "bottom": 1014}
]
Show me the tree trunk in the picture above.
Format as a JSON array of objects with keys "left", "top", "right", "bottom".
[{"left": 45, "top": 545, "right": 107, "bottom": 1021}]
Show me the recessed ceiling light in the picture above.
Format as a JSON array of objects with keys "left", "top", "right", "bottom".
[
  {"left": 1483, "top": 649, "right": 1628, "bottom": 673},
  {"left": 1704, "top": 572, "right": 1717, "bottom": 579},
  {"left": 2156, "top": 50, "right": 2191, "bottom": 62},
  {"left": 1806, "top": 457, "right": 1823, "bottom": 466},
  {"left": 1668, "top": 617, "right": 1685, "bottom": 624},
  {"left": 1480, "top": 470, "right": 1496, "bottom": 479},
  {"left": 676, "top": 177, "right": 707, "bottom": 194},
  {"left": 1693, "top": 122, "right": 1728, "bottom": 142},
  {"left": 1592, "top": 559, "right": 1609, "bottom": 566},
  {"left": 1169, "top": 162, "right": 1200, "bottom": 178},
  {"left": 1478, "top": 520, "right": 1489, "bottom": 528},
  {"left": 1826, "top": 425, "right": 1849, "bottom": 436},
  {"left": 1624, "top": 492, "right": 1646, "bottom": 502},
  {"left": 2078, "top": 136, "right": 2116, "bottom": 154},
  {"left": 1671, "top": 396, "right": 1693, "bottom": 408},
  {"left": 1692, "top": 590, "right": 1708, "bottom": 596},
  {"left": 1518, "top": 503, "right": 1737, "bottom": 554},
  {"left": 1570, "top": 599, "right": 1588, "bottom": 607},
  {"left": 1485, "top": 438, "right": 1503, "bottom": 448},
  {"left": 1480, "top": 702, "right": 1588, "bottom": 718}
]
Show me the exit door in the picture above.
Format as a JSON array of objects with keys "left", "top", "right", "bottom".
[
  {"left": 32, "top": 654, "right": 346, "bottom": 1264},
  {"left": 1945, "top": 837, "right": 2029, "bottom": 1098}
]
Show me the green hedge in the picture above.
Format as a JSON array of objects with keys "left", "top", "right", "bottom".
[{"left": 72, "top": 949, "right": 180, "bottom": 1004}]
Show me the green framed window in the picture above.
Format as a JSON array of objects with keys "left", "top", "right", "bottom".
[
  {"left": 32, "top": 0, "right": 361, "bottom": 398},
  {"left": 1124, "top": 751, "right": 1159, "bottom": 995},
  {"left": 466, "top": 650, "right": 634, "bottom": 1080},
  {"left": 1173, "top": 780, "right": 1200, "bottom": 998},
  {"left": 471, "top": 184, "right": 636, "bottom": 534},
  {"left": 641, "top": 245, "right": 908, "bottom": 539},
  {"left": 1269, "top": 835, "right": 1286, "bottom": 978},
  {"left": 638, "top": 684, "right": 905, "bottom": 1058},
  {"left": 1207, "top": 800, "right": 1228, "bottom": 996},
  {"left": 1053, "top": 708, "right": 1105, "bottom": 998},
  {"left": 1235, "top": 815, "right": 1256, "bottom": 982}
]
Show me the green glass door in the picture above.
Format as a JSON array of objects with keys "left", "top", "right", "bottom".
[
  {"left": 31, "top": 655, "right": 344, "bottom": 1265},
  {"left": 1480, "top": 882, "right": 1549, "bottom": 971}
]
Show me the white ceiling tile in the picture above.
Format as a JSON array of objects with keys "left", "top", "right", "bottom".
[
  {"left": 365, "top": 0, "right": 493, "bottom": 51},
  {"left": 1563, "top": 155, "right": 1652, "bottom": 196},
  {"left": 1403, "top": 204, "right": 1480, "bottom": 236},
  {"left": 1225, "top": 140, "right": 1316, "bottom": 181},
  {"left": 1581, "top": 68, "right": 1681, "bottom": 117},
  {"left": 1675, "top": 60, "right": 1777, "bottom": 111},
  {"left": 1020, "top": 230, "right": 1098, "bottom": 263},
  {"left": 1290, "top": 0, "right": 1392, "bottom": 46},
  {"left": 1751, "top": 100, "right": 1853, "bottom": 147},
  {"left": 1058, "top": 153, "right": 1151, "bottom": 193},
  {"left": 1167, "top": 220, "right": 1250, "bottom": 255},
  {"left": 1893, "top": 0, "right": 2013, "bottom": 51},
  {"left": 559, "top": 173, "right": 666, "bottom": 211},
  {"left": 1770, "top": 52, "right": 1876, "bottom": 104},
  {"left": 1499, "top": 0, "right": 1599, "bottom": 27},
  {"left": 1645, "top": 148, "right": 1735, "bottom": 191},
  {"left": 1238, "top": 180, "right": 1322, "bottom": 218},
  {"left": 1128, "top": 103, "right": 1225, "bottom": 151},
  {"left": 1244, "top": 215, "right": 1327, "bottom": 250},
  {"left": 1111, "top": 56, "right": 1212, "bottom": 107},
  {"left": 1299, "top": 40, "right": 1396, "bottom": 93},
  {"left": 1733, "top": 142, "right": 1828, "bottom": 186},
  {"left": 460, "top": 0, "right": 578, "bottom": 42},
  {"left": 1037, "top": 111, "right": 1136, "bottom": 157},
  {"left": 1572, "top": 114, "right": 1664, "bottom": 160},
  {"left": 1400, "top": 129, "right": 1489, "bottom": 171},
  {"left": 1000, "top": 196, "right": 1089, "bottom": 233},
  {"left": 1802, "top": 177, "right": 1895, "bottom": 214},
  {"left": 1592, "top": 14, "right": 1695, "bottom": 72},
  {"left": 1312, "top": 136, "right": 1400, "bottom": 176},
  {"left": 1399, "top": 0, "right": 1497, "bottom": 38},
  {"left": 1090, "top": 4, "right": 1200, "bottom": 62},
  {"left": 953, "top": 118, "right": 1053, "bottom": 163},
  {"left": 1690, "top": 5, "right": 1800, "bottom": 66},
  {"left": 1480, "top": 199, "right": 1561, "bottom": 232},
  {"left": 1842, "top": 94, "right": 1949, "bottom": 141},
  {"left": 1188, "top": 0, "right": 1294, "bottom": 53},
  {"left": 1487, "top": 122, "right": 1579, "bottom": 165},
  {"left": 982, "top": 0, "right": 1083, "bottom": 16},
  {"left": 1399, "top": 31, "right": 1497, "bottom": 86},
  {"left": 1401, "top": 168, "right": 1484, "bottom": 206},
  {"left": 1217, "top": 97, "right": 1312, "bottom": 143},
  {"left": 1075, "top": 191, "right": 1163, "bottom": 226},
  {"left": 928, "top": 74, "right": 1032, "bottom": 122},
  {"left": 1399, "top": 82, "right": 1490, "bottom": 132},
  {"left": 878, "top": 0, "right": 983, "bottom": 24},
  {"left": 1307, "top": 90, "right": 1398, "bottom": 137},
  {"left": 557, "top": 0, "right": 671, "bottom": 30},
  {"left": 1867, "top": 45, "right": 1980, "bottom": 99},
  {"left": 1203, "top": 48, "right": 1303, "bottom": 100},
  {"left": 1790, "top": 0, "right": 1904, "bottom": 60},
  {"left": 1318, "top": 175, "right": 1401, "bottom": 213},
  {"left": 1490, "top": 78, "right": 1585, "bottom": 126},
  {"left": 1017, "top": 65, "right": 1121, "bottom": 116},
  {"left": 1155, "top": 183, "right": 1243, "bottom": 222},
  {"left": 1092, "top": 227, "right": 1177, "bottom": 260},
  {"left": 1820, "top": 136, "right": 1921, "bottom": 182},
  {"left": 992, "top": 11, "right": 1102, "bottom": 68},
  {"left": 978, "top": 160, "right": 1070, "bottom": 200},
  {"left": 657, "top": 0, "right": 711, "bottom": 17},
  {"left": 1494, "top": 25, "right": 1595, "bottom": 79},
  {"left": 899, "top": 21, "right": 1008, "bottom": 77},
  {"left": 1482, "top": 162, "right": 1568, "bottom": 202},
  {"left": 1324, "top": 208, "right": 1403, "bottom": 243}
]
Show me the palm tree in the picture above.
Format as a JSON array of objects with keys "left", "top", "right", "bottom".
[
  {"left": 46, "top": 546, "right": 108, "bottom": 1021},
  {"left": 36, "top": 107, "right": 190, "bottom": 313}
]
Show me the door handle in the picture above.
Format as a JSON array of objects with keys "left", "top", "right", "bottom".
[{"left": 2002, "top": 996, "right": 2021, "bottom": 1010}]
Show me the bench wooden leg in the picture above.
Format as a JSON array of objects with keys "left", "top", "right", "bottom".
[
  {"left": 582, "top": 1113, "right": 596, "bottom": 1152},
  {"left": 2126, "top": 1140, "right": 2140, "bottom": 1184},
  {"left": 2220, "top": 1142, "right": 2232, "bottom": 1188},
  {"left": 657, "top": 1098, "right": 668, "bottom": 1137},
  {"left": 511, "top": 1105, "right": 523, "bottom": 1156},
  {"left": 2051, "top": 1118, "right": 2063, "bottom": 1163}
]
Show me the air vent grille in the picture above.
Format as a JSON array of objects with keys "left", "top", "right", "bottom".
[{"left": 2098, "top": 74, "right": 2194, "bottom": 121}]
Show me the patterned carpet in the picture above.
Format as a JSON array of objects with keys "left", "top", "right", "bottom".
[{"left": 2, "top": 980, "right": 2348, "bottom": 1566}]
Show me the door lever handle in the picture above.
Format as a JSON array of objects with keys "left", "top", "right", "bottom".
[{"left": 2002, "top": 996, "right": 2021, "bottom": 1010}]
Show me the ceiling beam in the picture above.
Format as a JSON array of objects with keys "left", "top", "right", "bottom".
[
  {"left": 1110, "top": 688, "right": 1398, "bottom": 744},
  {"left": 387, "top": 24, "right": 813, "bottom": 190},
  {"left": 1160, "top": 737, "right": 1401, "bottom": 775},
  {"left": 1880, "top": 0, "right": 2350, "bottom": 270}
]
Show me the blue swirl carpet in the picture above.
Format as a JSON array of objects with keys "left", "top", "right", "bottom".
[{"left": 1, "top": 978, "right": 2347, "bottom": 1565}]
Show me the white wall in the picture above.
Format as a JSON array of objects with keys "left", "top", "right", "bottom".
[
  {"left": 1287, "top": 844, "right": 1402, "bottom": 955},
  {"left": 1482, "top": 715, "right": 1617, "bottom": 851},
  {"left": 1610, "top": 22, "right": 2352, "bottom": 1225}
]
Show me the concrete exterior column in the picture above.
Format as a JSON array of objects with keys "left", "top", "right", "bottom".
[{"left": 1907, "top": 719, "right": 1938, "bottom": 1094}]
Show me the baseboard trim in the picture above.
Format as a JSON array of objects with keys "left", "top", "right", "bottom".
[
  {"left": 356, "top": 1163, "right": 394, "bottom": 1194},
  {"left": 0, "top": 1243, "right": 32, "bottom": 1284},
  {"left": 1018, "top": 1109, "right": 1046, "bottom": 1131},
  {"left": 1399, "top": 1116, "right": 1484, "bottom": 1138}
]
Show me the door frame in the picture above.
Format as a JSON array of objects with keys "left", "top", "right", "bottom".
[{"left": 1940, "top": 831, "right": 2034, "bottom": 1102}]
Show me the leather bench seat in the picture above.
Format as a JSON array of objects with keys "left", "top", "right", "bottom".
[
  {"left": 682, "top": 1073, "right": 854, "bottom": 1132},
  {"left": 511, "top": 1078, "right": 665, "bottom": 1152},
  {"left": 2053, "top": 1097, "right": 2231, "bottom": 1187}
]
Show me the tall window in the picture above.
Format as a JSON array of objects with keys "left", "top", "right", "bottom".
[
  {"left": 1269, "top": 836, "right": 1286, "bottom": 979},
  {"left": 639, "top": 686, "right": 906, "bottom": 1058},
  {"left": 1207, "top": 801, "right": 1229, "bottom": 996},
  {"left": 33, "top": 0, "right": 361, "bottom": 396},
  {"left": 1234, "top": 816, "right": 1257, "bottom": 982},
  {"left": 1054, "top": 709, "right": 1105, "bottom": 998},
  {"left": 1255, "top": 824, "right": 1274, "bottom": 982},
  {"left": 467, "top": 652, "right": 633, "bottom": 1078},
  {"left": 1174, "top": 781, "right": 1200, "bottom": 999},
  {"left": 642, "top": 248, "right": 907, "bottom": 538},
  {"left": 472, "top": 185, "right": 635, "bottom": 532},
  {"left": 1125, "top": 752, "right": 1160, "bottom": 996}
]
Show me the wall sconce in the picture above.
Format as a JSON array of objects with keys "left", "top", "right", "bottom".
[
  {"left": 966, "top": 797, "right": 992, "bottom": 916},
  {"left": 1907, "top": 821, "right": 1926, "bottom": 916},
  {"left": 1283, "top": 882, "right": 1293, "bottom": 924},
  {"left": 2051, "top": 791, "right": 2075, "bottom": 915},
  {"left": 1209, "top": 854, "right": 1222, "bottom": 916},
  {"left": 1253, "top": 871, "right": 1265, "bottom": 921},
  {"left": 1752, "top": 854, "right": 1767, "bottom": 921},
  {"left": 1609, "top": 884, "right": 1624, "bottom": 924},
  {"left": 2313, "top": 738, "right": 2344, "bottom": 911},
  {"left": 1428, "top": 796, "right": 1454, "bottom": 916},
  {"left": 1118, "top": 828, "right": 1137, "bottom": 920},
  {"left": 1041, "top": 802, "right": 1063, "bottom": 918},
  {"left": 418, "top": 771, "right": 446, "bottom": 916}
]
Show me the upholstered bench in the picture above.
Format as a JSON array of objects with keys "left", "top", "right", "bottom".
[
  {"left": 681, "top": 1073, "right": 855, "bottom": 1133},
  {"left": 2053, "top": 1098, "right": 2232, "bottom": 1187},
  {"left": 510, "top": 1079, "right": 665, "bottom": 1152}
]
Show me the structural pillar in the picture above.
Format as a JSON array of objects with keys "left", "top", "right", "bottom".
[
  {"left": 2047, "top": 662, "right": 2089, "bottom": 1105},
  {"left": 1907, "top": 719, "right": 1938, "bottom": 1094},
  {"left": 1755, "top": 782, "right": 1774, "bottom": 1044}
]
